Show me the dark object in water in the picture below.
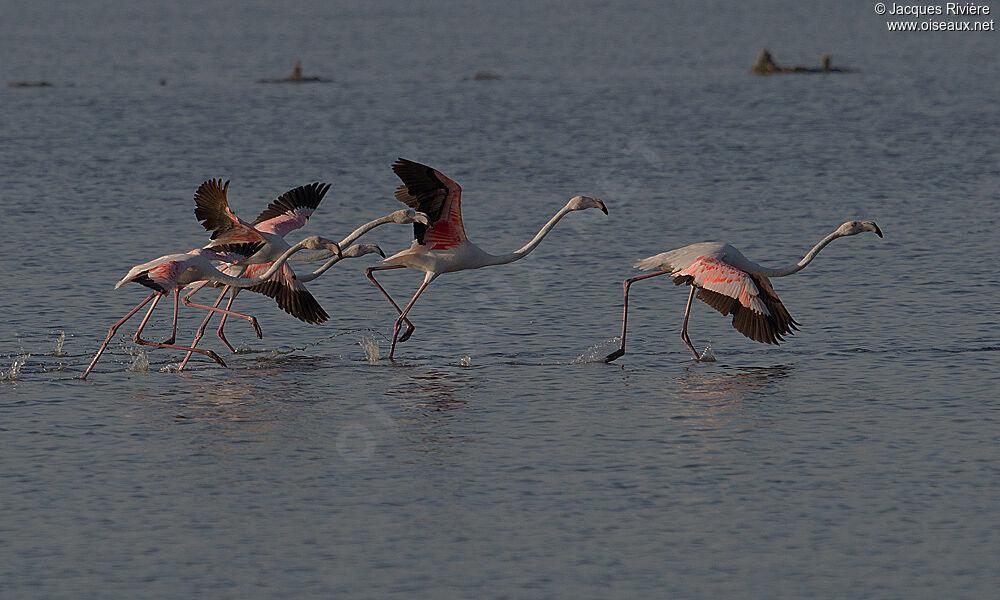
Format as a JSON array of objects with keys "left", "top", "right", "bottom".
[
  {"left": 750, "top": 49, "right": 851, "bottom": 74},
  {"left": 257, "top": 60, "right": 328, "bottom": 84},
  {"left": 7, "top": 80, "right": 53, "bottom": 88},
  {"left": 467, "top": 71, "right": 501, "bottom": 81}
]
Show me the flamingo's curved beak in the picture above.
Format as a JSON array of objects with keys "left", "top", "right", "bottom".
[
  {"left": 597, "top": 199, "right": 609, "bottom": 215},
  {"left": 326, "top": 241, "right": 343, "bottom": 257},
  {"left": 374, "top": 244, "right": 386, "bottom": 258},
  {"left": 863, "top": 221, "right": 883, "bottom": 238},
  {"left": 413, "top": 212, "right": 430, "bottom": 226}
]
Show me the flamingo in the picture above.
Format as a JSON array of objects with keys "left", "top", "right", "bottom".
[
  {"left": 366, "top": 158, "right": 608, "bottom": 359},
  {"left": 604, "top": 220, "right": 883, "bottom": 363},
  {"left": 81, "top": 236, "right": 343, "bottom": 380},
  {"left": 184, "top": 179, "right": 334, "bottom": 352},
  {"left": 175, "top": 242, "right": 390, "bottom": 371},
  {"left": 177, "top": 208, "right": 429, "bottom": 367}
]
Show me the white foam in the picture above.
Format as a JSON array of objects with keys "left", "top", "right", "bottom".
[
  {"left": 52, "top": 330, "right": 67, "bottom": 357},
  {"left": 359, "top": 336, "right": 380, "bottom": 363},
  {"left": 2, "top": 355, "right": 27, "bottom": 381},
  {"left": 571, "top": 338, "right": 620, "bottom": 364},
  {"left": 126, "top": 346, "right": 149, "bottom": 372},
  {"left": 699, "top": 342, "right": 717, "bottom": 362}
]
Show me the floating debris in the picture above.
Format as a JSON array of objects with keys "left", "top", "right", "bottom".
[
  {"left": 466, "top": 71, "right": 501, "bottom": 81},
  {"left": 750, "top": 49, "right": 851, "bottom": 74},
  {"left": 460, "top": 356, "right": 472, "bottom": 367},
  {"left": 7, "top": 80, "right": 52, "bottom": 88},
  {"left": 257, "top": 60, "right": 328, "bottom": 84}
]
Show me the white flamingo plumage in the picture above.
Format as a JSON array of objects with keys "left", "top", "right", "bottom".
[
  {"left": 604, "top": 221, "right": 883, "bottom": 362},
  {"left": 186, "top": 180, "right": 334, "bottom": 352},
  {"left": 81, "top": 236, "right": 342, "bottom": 380},
  {"left": 366, "top": 158, "right": 608, "bottom": 359},
  {"left": 177, "top": 208, "right": 429, "bottom": 369}
]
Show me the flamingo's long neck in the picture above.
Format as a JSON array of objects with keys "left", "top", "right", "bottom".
[
  {"left": 296, "top": 215, "right": 395, "bottom": 282},
  {"left": 209, "top": 239, "right": 314, "bottom": 287},
  {"left": 487, "top": 205, "right": 574, "bottom": 266},
  {"left": 340, "top": 215, "right": 394, "bottom": 247},
  {"left": 747, "top": 229, "right": 845, "bottom": 277},
  {"left": 297, "top": 256, "right": 343, "bottom": 283}
]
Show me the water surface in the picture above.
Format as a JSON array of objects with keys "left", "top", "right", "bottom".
[{"left": 2, "top": 1, "right": 998, "bottom": 598}]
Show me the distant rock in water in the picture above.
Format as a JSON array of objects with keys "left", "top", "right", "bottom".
[
  {"left": 467, "top": 71, "right": 502, "bottom": 81},
  {"left": 257, "top": 60, "right": 328, "bottom": 84},
  {"left": 7, "top": 80, "right": 53, "bottom": 88},
  {"left": 750, "top": 49, "right": 851, "bottom": 74}
]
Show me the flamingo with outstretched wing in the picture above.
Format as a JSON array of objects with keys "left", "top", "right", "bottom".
[
  {"left": 184, "top": 180, "right": 335, "bottom": 351},
  {"left": 604, "top": 221, "right": 883, "bottom": 362},
  {"left": 81, "top": 236, "right": 342, "bottom": 379},
  {"left": 366, "top": 158, "right": 608, "bottom": 359}
]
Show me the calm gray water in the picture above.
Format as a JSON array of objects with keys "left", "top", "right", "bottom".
[{"left": 2, "top": 1, "right": 999, "bottom": 598}]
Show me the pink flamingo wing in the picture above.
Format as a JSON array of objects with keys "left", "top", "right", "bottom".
[
  {"left": 253, "top": 210, "right": 313, "bottom": 237},
  {"left": 251, "top": 182, "right": 330, "bottom": 237},
  {"left": 679, "top": 256, "right": 770, "bottom": 316},
  {"left": 146, "top": 259, "right": 185, "bottom": 290},
  {"left": 392, "top": 158, "right": 467, "bottom": 247},
  {"left": 194, "top": 179, "right": 264, "bottom": 243}
]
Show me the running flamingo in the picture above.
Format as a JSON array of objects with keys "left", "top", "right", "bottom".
[
  {"left": 82, "top": 236, "right": 343, "bottom": 379},
  {"left": 185, "top": 179, "right": 334, "bottom": 352},
  {"left": 176, "top": 242, "right": 388, "bottom": 371},
  {"left": 366, "top": 158, "right": 608, "bottom": 359},
  {"left": 604, "top": 220, "right": 883, "bottom": 362},
  {"left": 182, "top": 207, "right": 429, "bottom": 362}
]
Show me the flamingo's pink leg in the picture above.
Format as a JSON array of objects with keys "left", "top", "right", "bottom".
[
  {"left": 605, "top": 270, "right": 670, "bottom": 363},
  {"left": 214, "top": 289, "right": 240, "bottom": 353},
  {"left": 132, "top": 294, "right": 228, "bottom": 368},
  {"left": 182, "top": 280, "right": 245, "bottom": 353},
  {"left": 366, "top": 265, "right": 417, "bottom": 343},
  {"left": 162, "top": 289, "right": 179, "bottom": 345},
  {"left": 680, "top": 285, "right": 700, "bottom": 360},
  {"left": 182, "top": 288, "right": 261, "bottom": 340},
  {"left": 389, "top": 280, "right": 431, "bottom": 360},
  {"left": 81, "top": 293, "right": 158, "bottom": 380},
  {"left": 178, "top": 286, "right": 230, "bottom": 372}
]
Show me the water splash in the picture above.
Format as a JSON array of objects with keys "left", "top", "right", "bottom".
[
  {"left": 2, "top": 355, "right": 27, "bottom": 381},
  {"left": 126, "top": 346, "right": 149, "bottom": 372},
  {"left": 460, "top": 356, "right": 472, "bottom": 367},
  {"left": 571, "top": 338, "right": 620, "bottom": 364},
  {"left": 52, "top": 330, "right": 67, "bottom": 357},
  {"left": 698, "top": 342, "right": 717, "bottom": 363},
  {"left": 359, "top": 337, "right": 380, "bottom": 363},
  {"left": 234, "top": 342, "right": 255, "bottom": 354}
]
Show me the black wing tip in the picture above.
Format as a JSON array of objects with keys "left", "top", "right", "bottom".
[
  {"left": 194, "top": 178, "right": 236, "bottom": 237},
  {"left": 288, "top": 287, "right": 328, "bottom": 324},
  {"left": 286, "top": 181, "right": 330, "bottom": 209},
  {"left": 133, "top": 273, "right": 169, "bottom": 294},
  {"left": 251, "top": 182, "right": 331, "bottom": 225},
  {"left": 392, "top": 157, "right": 434, "bottom": 179},
  {"left": 247, "top": 279, "right": 328, "bottom": 324}
]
